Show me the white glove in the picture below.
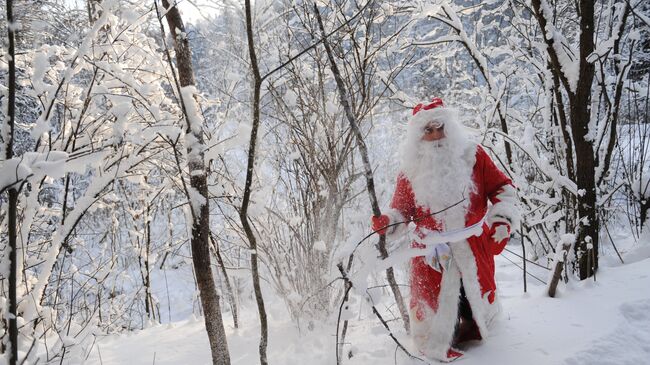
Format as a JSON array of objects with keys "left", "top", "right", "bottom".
[
  {"left": 425, "top": 243, "right": 452, "bottom": 272},
  {"left": 492, "top": 224, "right": 511, "bottom": 243}
]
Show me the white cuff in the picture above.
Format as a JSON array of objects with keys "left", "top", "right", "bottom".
[
  {"left": 384, "top": 208, "right": 410, "bottom": 238},
  {"left": 487, "top": 185, "right": 520, "bottom": 228}
]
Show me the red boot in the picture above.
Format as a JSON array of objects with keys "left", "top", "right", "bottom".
[{"left": 446, "top": 348, "right": 464, "bottom": 361}]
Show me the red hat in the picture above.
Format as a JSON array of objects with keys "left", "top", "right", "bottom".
[
  {"left": 405, "top": 97, "right": 465, "bottom": 145},
  {"left": 409, "top": 97, "right": 456, "bottom": 130},
  {"left": 412, "top": 97, "right": 444, "bottom": 116}
]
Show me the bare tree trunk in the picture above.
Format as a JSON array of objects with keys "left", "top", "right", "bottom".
[
  {"left": 548, "top": 241, "right": 572, "bottom": 298},
  {"left": 532, "top": 0, "right": 599, "bottom": 280},
  {"left": 520, "top": 223, "right": 528, "bottom": 293},
  {"left": 551, "top": 72, "right": 576, "bottom": 182},
  {"left": 596, "top": 5, "right": 631, "bottom": 187},
  {"left": 210, "top": 234, "right": 239, "bottom": 329},
  {"left": 86, "top": 0, "right": 101, "bottom": 24},
  {"left": 158, "top": 1, "right": 230, "bottom": 364},
  {"left": 144, "top": 201, "right": 154, "bottom": 321},
  {"left": 571, "top": 0, "right": 598, "bottom": 280},
  {"left": 640, "top": 200, "right": 649, "bottom": 231},
  {"left": 313, "top": 3, "right": 410, "bottom": 334},
  {"left": 551, "top": 73, "right": 578, "bottom": 233},
  {"left": 241, "top": 1, "right": 269, "bottom": 364},
  {"left": 5, "top": 0, "right": 18, "bottom": 362}
]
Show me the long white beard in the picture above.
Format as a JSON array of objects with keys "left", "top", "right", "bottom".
[{"left": 400, "top": 136, "right": 476, "bottom": 230}]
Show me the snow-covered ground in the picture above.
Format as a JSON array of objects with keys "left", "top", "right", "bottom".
[{"left": 85, "top": 241, "right": 650, "bottom": 365}]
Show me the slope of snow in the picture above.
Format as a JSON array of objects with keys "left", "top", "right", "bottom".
[{"left": 85, "top": 246, "right": 650, "bottom": 365}]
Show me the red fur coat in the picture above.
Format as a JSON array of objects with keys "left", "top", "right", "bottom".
[{"left": 385, "top": 145, "right": 518, "bottom": 360}]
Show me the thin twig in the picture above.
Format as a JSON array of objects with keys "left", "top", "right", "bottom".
[
  {"left": 350, "top": 198, "right": 466, "bottom": 255},
  {"left": 336, "top": 264, "right": 428, "bottom": 364},
  {"left": 502, "top": 248, "right": 551, "bottom": 270},
  {"left": 261, "top": 0, "right": 374, "bottom": 82},
  {"left": 500, "top": 253, "right": 547, "bottom": 285},
  {"left": 603, "top": 223, "right": 624, "bottom": 264}
]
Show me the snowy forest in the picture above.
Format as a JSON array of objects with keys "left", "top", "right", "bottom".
[{"left": 1, "top": 0, "right": 649, "bottom": 364}]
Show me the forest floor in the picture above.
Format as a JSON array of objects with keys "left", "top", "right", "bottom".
[{"left": 85, "top": 236, "right": 650, "bottom": 365}]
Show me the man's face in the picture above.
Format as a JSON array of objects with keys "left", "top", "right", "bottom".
[{"left": 421, "top": 121, "right": 445, "bottom": 142}]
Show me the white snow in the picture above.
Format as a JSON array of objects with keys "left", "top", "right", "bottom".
[
  {"left": 538, "top": 0, "right": 579, "bottom": 93},
  {"left": 325, "top": 99, "right": 338, "bottom": 114},
  {"left": 313, "top": 240, "right": 327, "bottom": 252},
  {"left": 4, "top": 1, "right": 648, "bottom": 364},
  {"left": 0, "top": 151, "right": 69, "bottom": 192},
  {"left": 632, "top": 172, "right": 650, "bottom": 200},
  {"left": 83, "top": 243, "right": 650, "bottom": 365},
  {"left": 180, "top": 86, "right": 204, "bottom": 136},
  {"left": 284, "top": 89, "right": 298, "bottom": 107}
]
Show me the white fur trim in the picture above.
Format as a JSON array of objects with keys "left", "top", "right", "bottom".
[
  {"left": 384, "top": 207, "right": 410, "bottom": 238},
  {"left": 411, "top": 261, "right": 462, "bottom": 361},
  {"left": 411, "top": 239, "right": 500, "bottom": 362},
  {"left": 409, "top": 107, "right": 459, "bottom": 129},
  {"left": 487, "top": 185, "right": 520, "bottom": 228},
  {"left": 450, "top": 239, "right": 500, "bottom": 337}
]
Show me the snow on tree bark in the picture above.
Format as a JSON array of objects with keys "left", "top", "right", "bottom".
[
  {"left": 313, "top": 2, "right": 410, "bottom": 334},
  {"left": 158, "top": 1, "right": 231, "bottom": 364},
  {"left": 5, "top": 0, "right": 19, "bottom": 362},
  {"left": 531, "top": 0, "right": 599, "bottom": 279}
]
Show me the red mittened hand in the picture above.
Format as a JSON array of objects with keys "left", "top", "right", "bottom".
[
  {"left": 371, "top": 215, "right": 390, "bottom": 235},
  {"left": 489, "top": 222, "right": 511, "bottom": 255}
]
